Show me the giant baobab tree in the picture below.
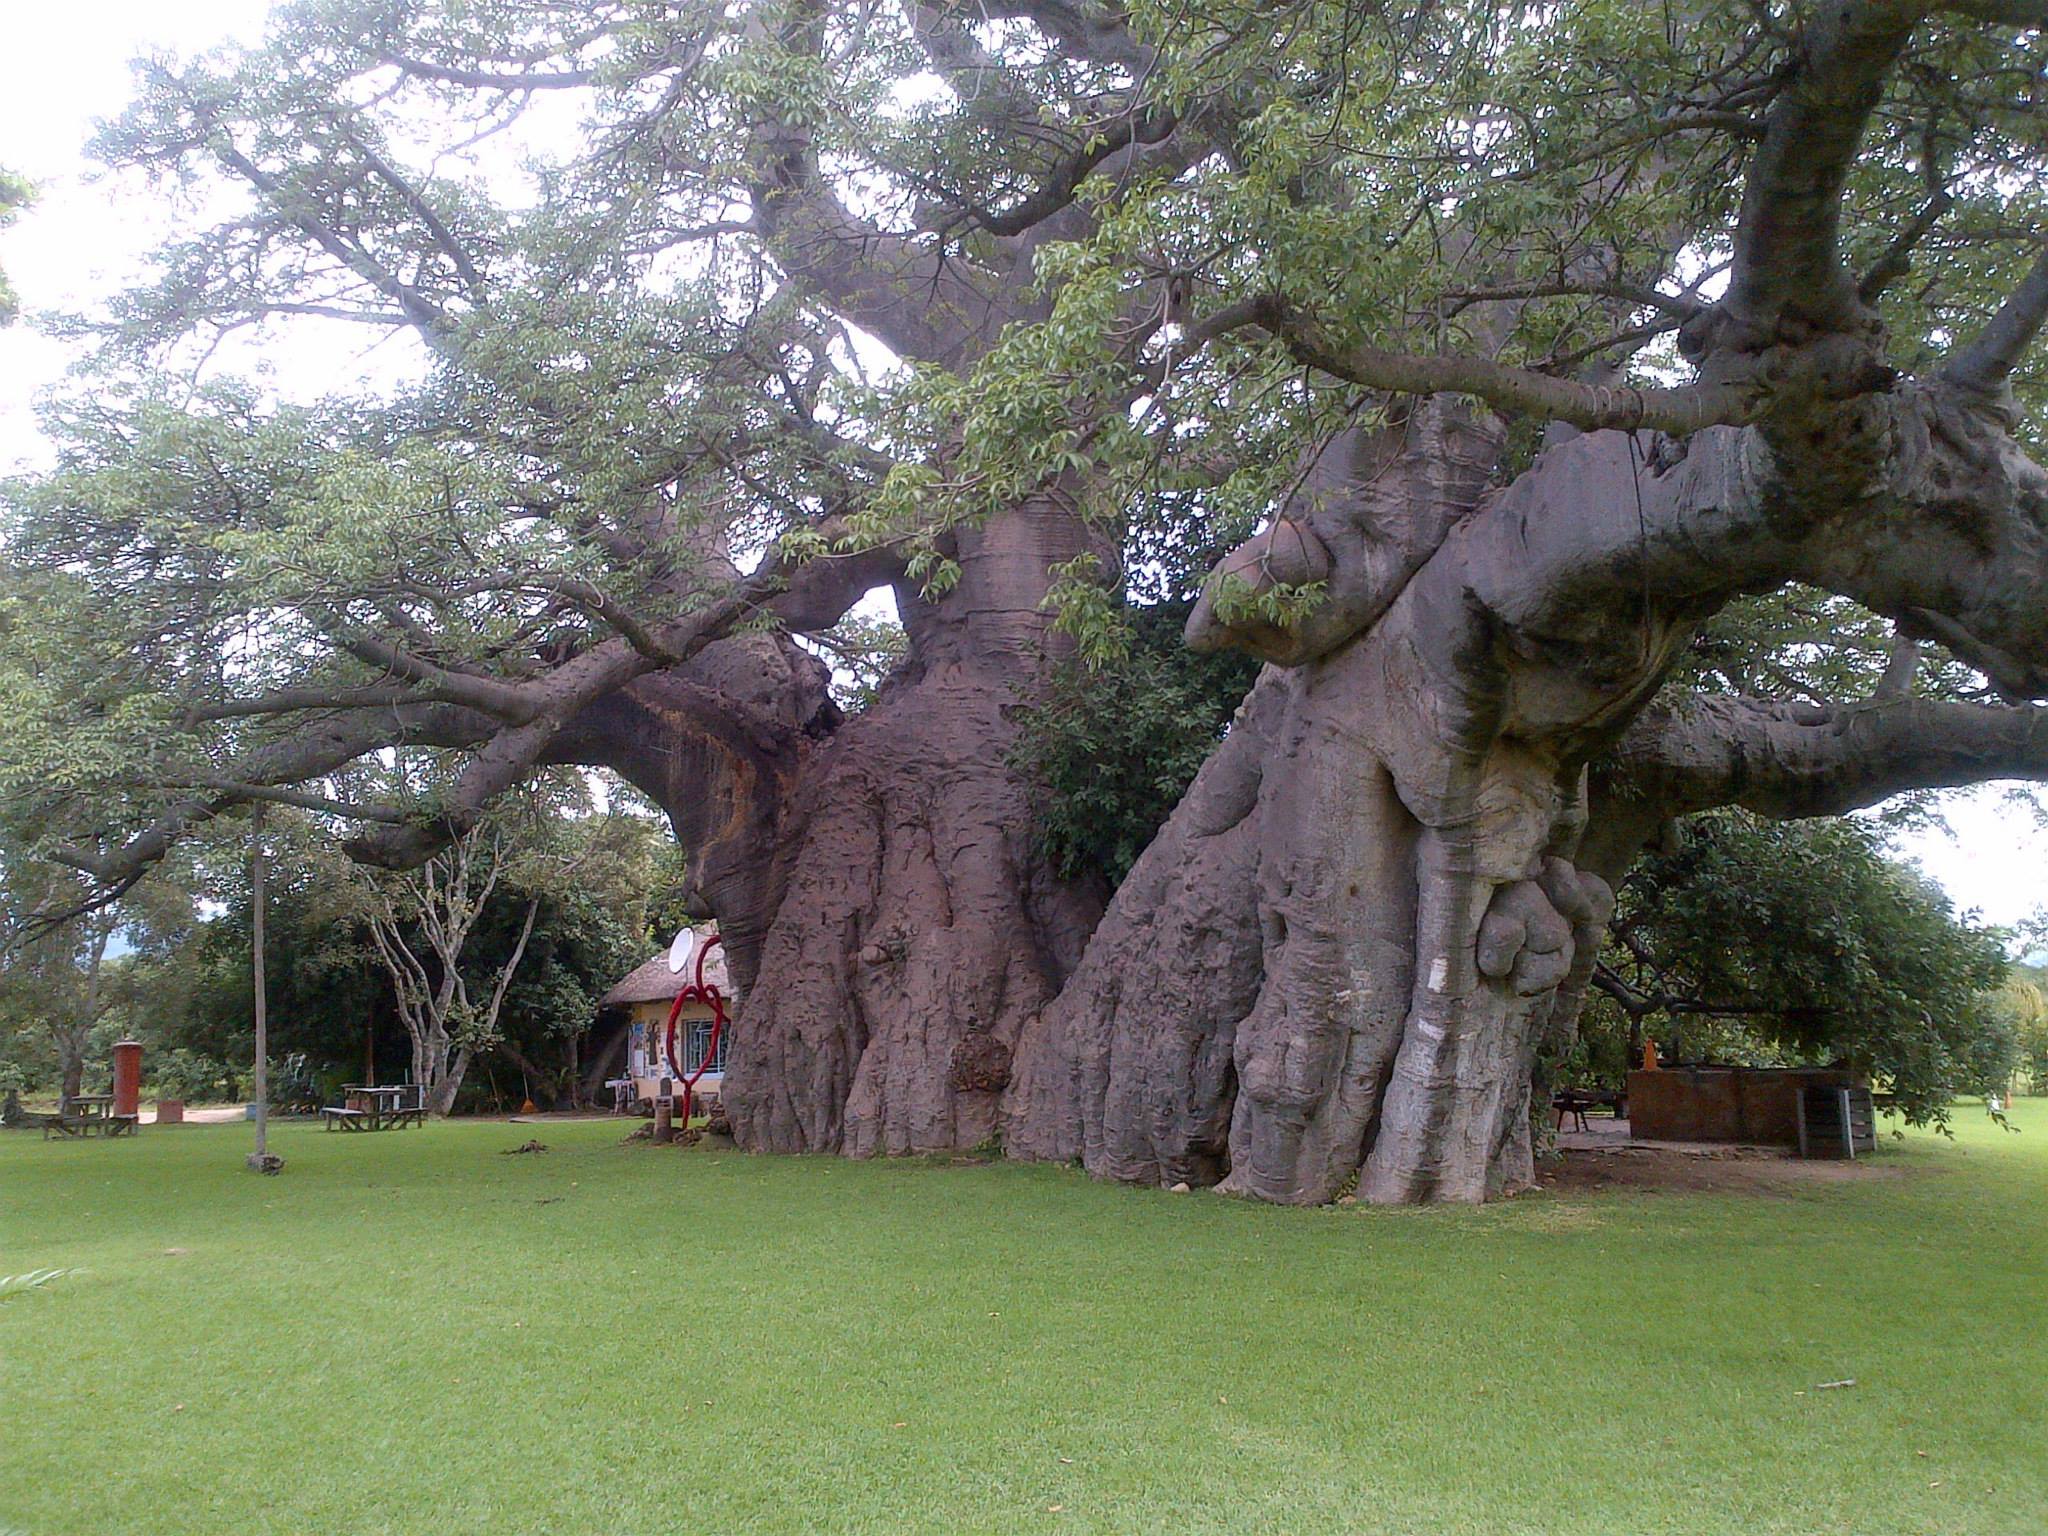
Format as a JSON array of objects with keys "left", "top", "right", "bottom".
[{"left": 4, "top": 0, "right": 2046, "bottom": 1200}]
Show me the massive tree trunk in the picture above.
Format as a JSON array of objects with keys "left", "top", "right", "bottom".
[
  {"left": 1008, "top": 354, "right": 2048, "bottom": 1201},
  {"left": 605, "top": 356, "right": 2042, "bottom": 1204},
  {"left": 723, "top": 497, "right": 1107, "bottom": 1154},
  {"left": 1005, "top": 580, "right": 1621, "bottom": 1204},
  {"left": 575, "top": 497, "right": 1109, "bottom": 1156},
  {"left": 1003, "top": 407, "right": 1633, "bottom": 1201}
]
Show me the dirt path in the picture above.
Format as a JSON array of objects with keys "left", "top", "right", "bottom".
[
  {"left": 1534, "top": 1115, "right": 1909, "bottom": 1195},
  {"left": 1540, "top": 1142, "right": 1907, "bottom": 1196},
  {"left": 143, "top": 1104, "right": 249, "bottom": 1125}
]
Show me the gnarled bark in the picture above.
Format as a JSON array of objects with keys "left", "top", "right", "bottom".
[
  {"left": 1005, "top": 607, "right": 1618, "bottom": 1204},
  {"left": 719, "top": 494, "right": 1108, "bottom": 1155},
  {"left": 1003, "top": 674, "right": 1278, "bottom": 1183},
  {"left": 1009, "top": 344, "right": 2048, "bottom": 1202}
]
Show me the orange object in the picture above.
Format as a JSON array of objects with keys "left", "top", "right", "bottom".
[
  {"left": 520, "top": 1098, "right": 538, "bottom": 1115},
  {"left": 111, "top": 1039, "right": 143, "bottom": 1118},
  {"left": 1641, "top": 1038, "right": 1660, "bottom": 1071}
]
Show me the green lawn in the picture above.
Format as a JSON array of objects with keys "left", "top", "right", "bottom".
[{"left": 2, "top": 1106, "right": 2044, "bottom": 1535}]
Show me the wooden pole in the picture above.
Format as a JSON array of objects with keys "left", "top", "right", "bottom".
[{"left": 248, "top": 803, "right": 271, "bottom": 1170}]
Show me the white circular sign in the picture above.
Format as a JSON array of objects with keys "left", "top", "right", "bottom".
[{"left": 666, "top": 926, "right": 696, "bottom": 975}]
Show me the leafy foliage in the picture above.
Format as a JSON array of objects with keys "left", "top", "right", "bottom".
[
  {"left": 1010, "top": 604, "right": 1258, "bottom": 884},
  {"left": 0, "top": 0, "right": 2044, "bottom": 1185},
  {"left": 0, "top": 845, "right": 198, "bottom": 1099},
  {"left": 148, "top": 1047, "right": 241, "bottom": 1104},
  {"left": 0, "top": 0, "right": 2041, "bottom": 897},
  {"left": 98, "top": 794, "right": 661, "bottom": 1109},
  {"left": 0, "top": 166, "right": 28, "bottom": 325},
  {"left": 1992, "top": 969, "right": 2048, "bottom": 1093}
]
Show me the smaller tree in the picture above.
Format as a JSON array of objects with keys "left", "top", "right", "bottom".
[
  {"left": 311, "top": 768, "right": 643, "bottom": 1112},
  {"left": 1992, "top": 971, "right": 2048, "bottom": 1095},
  {"left": 1, "top": 907, "right": 117, "bottom": 1110},
  {"left": 0, "top": 855, "right": 193, "bottom": 1107},
  {"left": 1592, "top": 812, "right": 2016, "bottom": 1128},
  {"left": 343, "top": 825, "right": 539, "bottom": 1115}
]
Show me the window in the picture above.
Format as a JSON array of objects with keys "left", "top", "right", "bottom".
[{"left": 683, "top": 1018, "right": 728, "bottom": 1076}]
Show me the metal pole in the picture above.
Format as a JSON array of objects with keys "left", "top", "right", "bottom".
[{"left": 248, "top": 803, "right": 271, "bottom": 1170}]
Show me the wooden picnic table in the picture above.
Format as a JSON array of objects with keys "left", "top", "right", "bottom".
[
  {"left": 321, "top": 1085, "right": 426, "bottom": 1132},
  {"left": 43, "top": 1095, "right": 138, "bottom": 1138}
]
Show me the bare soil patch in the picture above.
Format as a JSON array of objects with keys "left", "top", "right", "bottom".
[{"left": 1537, "top": 1143, "right": 1909, "bottom": 1197}]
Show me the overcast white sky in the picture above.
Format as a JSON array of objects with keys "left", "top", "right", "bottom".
[{"left": 2, "top": 3, "right": 2044, "bottom": 941}]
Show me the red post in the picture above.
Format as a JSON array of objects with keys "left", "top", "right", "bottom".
[{"left": 111, "top": 1040, "right": 143, "bottom": 1119}]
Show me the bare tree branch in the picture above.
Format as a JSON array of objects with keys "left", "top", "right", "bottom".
[
  {"left": 1200, "top": 295, "right": 1749, "bottom": 434},
  {"left": 1942, "top": 244, "right": 2048, "bottom": 390},
  {"left": 383, "top": 56, "right": 600, "bottom": 91},
  {"left": 1857, "top": 188, "right": 1954, "bottom": 302}
]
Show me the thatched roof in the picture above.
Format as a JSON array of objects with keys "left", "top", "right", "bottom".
[{"left": 601, "top": 934, "right": 732, "bottom": 1006}]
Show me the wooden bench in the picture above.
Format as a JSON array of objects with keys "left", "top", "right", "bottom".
[
  {"left": 322, "top": 1103, "right": 426, "bottom": 1130},
  {"left": 41, "top": 1114, "right": 88, "bottom": 1139},
  {"left": 1551, "top": 1088, "right": 1625, "bottom": 1132}
]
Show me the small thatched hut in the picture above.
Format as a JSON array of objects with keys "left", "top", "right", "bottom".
[{"left": 595, "top": 929, "right": 732, "bottom": 1110}]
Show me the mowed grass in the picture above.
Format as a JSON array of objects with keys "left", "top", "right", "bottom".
[{"left": 1, "top": 1106, "right": 2044, "bottom": 1536}]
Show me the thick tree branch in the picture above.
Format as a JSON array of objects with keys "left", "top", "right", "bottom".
[
  {"left": 1206, "top": 295, "right": 1749, "bottom": 433},
  {"left": 1942, "top": 244, "right": 2048, "bottom": 390},
  {"left": 742, "top": 0, "right": 1015, "bottom": 370},
  {"left": 1602, "top": 692, "right": 2048, "bottom": 826},
  {"left": 1857, "top": 189, "right": 1954, "bottom": 303},
  {"left": 160, "top": 780, "right": 415, "bottom": 823},
  {"left": 1590, "top": 965, "right": 1807, "bottom": 1022},
  {"left": 944, "top": 107, "right": 1181, "bottom": 239},
  {"left": 182, "top": 683, "right": 472, "bottom": 723},
  {"left": 209, "top": 137, "right": 455, "bottom": 344},
  {"left": 383, "top": 56, "right": 600, "bottom": 91},
  {"left": 47, "top": 702, "right": 491, "bottom": 887},
  {"left": 972, "top": 0, "right": 1156, "bottom": 73},
  {"left": 1726, "top": 2, "right": 1923, "bottom": 333},
  {"left": 330, "top": 118, "right": 486, "bottom": 299},
  {"left": 333, "top": 633, "right": 541, "bottom": 721},
  {"left": 1444, "top": 279, "right": 1709, "bottom": 322},
  {"left": 1874, "top": 635, "right": 1922, "bottom": 700},
  {"left": 344, "top": 513, "right": 899, "bottom": 867}
]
